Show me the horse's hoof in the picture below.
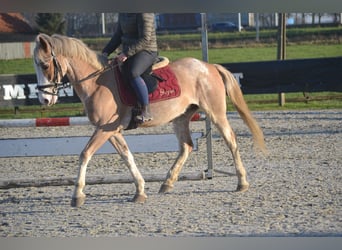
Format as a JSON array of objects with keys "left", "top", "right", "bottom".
[
  {"left": 132, "top": 193, "right": 147, "bottom": 203},
  {"left": 236, "top": 184, "right": 249, "bottom": 193},
  {"left": 159, "top": 183, "right": 173, "bottom": 193},
  {"left": 71, "top": 195, "right": 86, "bottom": 207}
]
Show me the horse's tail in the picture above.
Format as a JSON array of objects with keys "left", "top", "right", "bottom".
[{"left": 214, "top": 64, "right": 267, "bottom": 155}]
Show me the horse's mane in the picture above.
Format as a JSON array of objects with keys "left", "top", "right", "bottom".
[{"left": 39, "top": 33, "right": 106, "bottom": 70}]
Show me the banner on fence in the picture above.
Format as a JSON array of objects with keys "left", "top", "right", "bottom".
[
  {"left": 222, "top": 56, "right": 342, "bottom": 94},
  {"left": 0, "top": 57, "right": 341, "bottom": 107},
  {"left": 0, "top": 74, "right": 80, "bottom": 106}
]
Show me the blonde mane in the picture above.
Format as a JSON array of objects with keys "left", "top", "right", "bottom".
[{"left": 41, "top": 34, "right": 106, "bottom": 70}]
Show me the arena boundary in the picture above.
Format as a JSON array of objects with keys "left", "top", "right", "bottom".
[
  {"left": 0, "top": 113, "right": 205, "bottom": 128},
  {"left": 0, "top": 172, "right": 207, "bottom": 189},
  {"left": 0, "top": 113, "right": 212, "bottom": 188},
  {"left": 0, "top": 133, "right": 203, "bottom": 157}
]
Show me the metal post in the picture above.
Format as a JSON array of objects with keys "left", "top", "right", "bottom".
[
  {"left": 275, "top": 13, "right": 279, "bottom": 27},
  {"left": 101, "top": 13, "right": 106, "bottom": 35},
  {"left": 277, "top": 13, "right": 286, "bottom": 106},
  {"left": 201, "top": 13, "right": 209, "bottom": 62},
  {"left": 238, "top": 13, "right": 242, "bottom": 32},
  {"left": 201, "top": 13, "right": 213, "bottom": 179},
  {"left": 255, "top": 13, "right": 260, "bottom": 42}
]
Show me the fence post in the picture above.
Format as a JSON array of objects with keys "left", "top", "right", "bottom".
[
  {"left": 201, "top": 13, "right": 213, "bottom": 179},
  {"left": 277, "top": 13, "right": 287, "bottom": 106}
]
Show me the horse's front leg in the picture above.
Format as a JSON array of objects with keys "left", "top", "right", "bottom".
[
  {"left": 108, "top": 133, "right": 147, "bottom": 203},
  {"left": 71, "top": 128, "right": 113, "bottom": 207}
]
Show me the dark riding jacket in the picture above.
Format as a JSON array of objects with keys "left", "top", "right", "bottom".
[{"left": 102, "top": 13, "right": 158, "bottom": 57}]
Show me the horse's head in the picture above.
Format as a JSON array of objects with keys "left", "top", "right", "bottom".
[{"left": 33, "top": 34, "right": 68, "bottom": 106}]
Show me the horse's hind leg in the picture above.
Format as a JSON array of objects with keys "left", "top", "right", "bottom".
[
  {"left": 159, "top": 114, "right": 194, "bottom": 193},
  {"left": 211, "top": 113, "right": 249, "bottom": 192},
  {"left": 108, "top": 133, "right": 147, "bottom": 203}
]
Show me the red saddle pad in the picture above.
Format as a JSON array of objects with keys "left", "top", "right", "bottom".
[{"left": 114, "top": 63, "right": 181, "bottom": 106}]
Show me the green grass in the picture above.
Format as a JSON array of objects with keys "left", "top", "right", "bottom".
[
  {"left": 0, "top": 103, "right": 85, "bottom": 119},
  {"left": 1, "top": 44, "right": 342, "bottom": 74},
  {"left": 0, "top": 58, "right": 35, "bottom": 75},
  {"left": 235, "top": 92, "right": 342, "bottom": 111},
  {"left": 156, "top": 26, "right": 342, "bottom": 42},
  {"left": 160, "top": 44, "right": 342, "bottom": 63}
]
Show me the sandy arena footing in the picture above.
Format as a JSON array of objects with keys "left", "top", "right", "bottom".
[{"left": 0, "top": 110, "right": 341, "bottom": 236}]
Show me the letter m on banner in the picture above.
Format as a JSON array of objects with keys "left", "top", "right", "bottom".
[{"left": 3, "top": 84, "right": 26, "bottom": 100}]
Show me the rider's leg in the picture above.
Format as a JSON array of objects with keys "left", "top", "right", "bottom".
[
  {"left": 123, "top": 50, "right": 157, "bottom": 122},
  {"left": 130, "top": 76, "right": 153, "bottom": 121}
]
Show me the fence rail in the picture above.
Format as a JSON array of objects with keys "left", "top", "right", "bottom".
[{"left": 0, "top": 42, "right": 35, "bottom": 60}]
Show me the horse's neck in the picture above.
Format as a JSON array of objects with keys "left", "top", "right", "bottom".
[{"left": 66, "top": 59, "right": 100, "bottom": 100}]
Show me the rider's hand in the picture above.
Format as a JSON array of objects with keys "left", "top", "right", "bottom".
[{"left": 117, "top": 53, "right": 127, "bottom": 63}]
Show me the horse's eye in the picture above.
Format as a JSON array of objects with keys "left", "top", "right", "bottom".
[
  {"left": 40, "top": 62, "right": 49, "bottom": 70},
  {"left": 36, "top": 59, "right": 49, "bottom": 70}
]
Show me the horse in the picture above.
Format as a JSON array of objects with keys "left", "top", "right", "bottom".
[{"left": 33, "top": 33, "right": 266, "bottom": 207}]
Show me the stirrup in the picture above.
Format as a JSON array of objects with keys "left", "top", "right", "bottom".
[{"left": 135, "top": 114, "right": 153, "bottom": 123}]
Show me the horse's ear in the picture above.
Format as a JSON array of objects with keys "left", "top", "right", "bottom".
[{"left": 36, "top": 34, "right": 51, "bottom": 54}]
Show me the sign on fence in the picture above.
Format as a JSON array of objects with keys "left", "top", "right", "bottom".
[
  {"left": 0, "top": 74, "right": 80, "bottom": 106},
  {"left": 222, "top": 56, "right": 342, "bottom": 94},
  {"left": 0, "top": 57, "right": 341, "bottom": 107}
]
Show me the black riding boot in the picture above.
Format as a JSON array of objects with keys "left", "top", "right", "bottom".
[{"left": 136, "top": 105, "right": 153, "bottom": 123}]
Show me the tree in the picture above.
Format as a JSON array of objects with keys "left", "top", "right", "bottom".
[{"left": 35, "top": 13, "right": 66, "bottom": 35}]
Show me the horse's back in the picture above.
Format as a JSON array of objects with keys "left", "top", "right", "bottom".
[
  {"left": 170, "top": 57, "right": 225, "bottom": 93},
  {"left": 170, "top": 57, "right": 205, "bottom": 68},
  {"left": 170, "top": 57, "right": 220, "bottom": 78}
]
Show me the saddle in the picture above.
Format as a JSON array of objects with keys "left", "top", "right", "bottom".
[
  {"left": 114, "top": 56, "right": 180, "bottom": 106},
  {"left": 141, "top": 56, "right": 170, "bottom": 94},
  {"left": 113, "top": 56, "right": 180, "bottom": 130}
]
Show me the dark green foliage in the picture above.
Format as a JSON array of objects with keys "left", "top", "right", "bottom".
[{"left": 35, "top": 13, "right": 66, "bottom": 35}]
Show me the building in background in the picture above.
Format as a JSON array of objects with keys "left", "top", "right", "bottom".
[
  {"left": 0, "top": 13, "right": 35, "bottom": 42},
  {"left": 156, "top": 13, "right": 201, "bottom": 31},
  {"left": 3, "top": 13, "right": 341, "bottom": 39}
]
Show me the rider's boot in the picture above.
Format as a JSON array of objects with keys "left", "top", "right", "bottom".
[{"left": 136, "top": 105, "right": 153, "bottom": 123}]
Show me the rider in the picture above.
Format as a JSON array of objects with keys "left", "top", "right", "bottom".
[{"left": 102, "top": 13, "right": 158, "bottom": 123}]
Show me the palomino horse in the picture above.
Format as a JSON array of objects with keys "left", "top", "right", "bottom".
[{"left": 33, "top": 33, "right": 266, "bottom": 207}]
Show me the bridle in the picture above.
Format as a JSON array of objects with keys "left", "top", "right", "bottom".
[
  {"left": 36, "top": 47, "right": 116, "bottom": 96},
  {"left": 35, "top": 48, "right": 69, "bottom": 96}
]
